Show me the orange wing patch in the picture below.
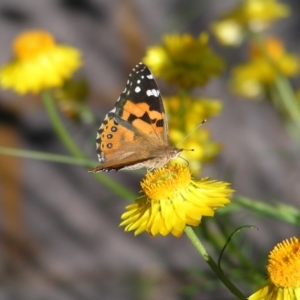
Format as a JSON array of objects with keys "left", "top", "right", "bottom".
[
  {"left": 121, "top": 100, "right": 164, "bottom": 134},
  {"left": 131, "top": 117, "right": 163, "bottom": 134},
  {"left": 122, "top": 101, "right": 149, "bottom": 119}
]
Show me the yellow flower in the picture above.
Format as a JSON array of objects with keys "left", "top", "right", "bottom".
[
  {"left": 212, "top": 0, "right": 290, "bottom": 45},
  {"left": 164, "top": 95, "right": 222, "bottom": 174},
  {"left": 211, "top": 19, "right": 244, "bottom": 46},
  {"left": 120, "top": 164, "right": 233, "bottom": 237},
  {"left": 241, "top": 0, "right": 289, "bottom": 31},
  {"left": 165, "top": 95, "right": 222, "bottom": 133},
  {"left": 230, "top": 37, "right": 299, "bottom": 98},
  {"left": 171, "top": 130, "right": 222, "bottom": 174},
  {"left": 143, "top": 33, "right": 225, "bottom": 89},
  {"left": 0, "top": 30, "right": 82, "bottom": 94},
  {"left": 249, "top": 237, "right": 300, "bottom": 300}
]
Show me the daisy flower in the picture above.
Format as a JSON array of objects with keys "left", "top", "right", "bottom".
[
  {"left": 143, "top": 33, "right": 224, "bottom": 89},
  {"left": 249, "top": 237, "right": 300, "bottom": 300},
  {"left": 164, "top": 95, "right": 223, "bottom": 174},
  {"left": 120, "top": 164, "right": 233, "bottom": 237},
  {"left": 0, "top": 30, "right": 82, "bottom": 94},
  {"left": 230, "top": 37, "right": 299, "bottom": 99},
  {"left": 212, "top": 0, "right": 290, "bottom": 46}
]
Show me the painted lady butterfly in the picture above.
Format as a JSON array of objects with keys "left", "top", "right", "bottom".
[{"left": 89, "top": 62, "right": 182, "bottom": 172}]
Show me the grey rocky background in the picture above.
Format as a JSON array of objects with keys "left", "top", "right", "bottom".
[{"left": 0, "top": 1, "right": 300, "bottom": 299}]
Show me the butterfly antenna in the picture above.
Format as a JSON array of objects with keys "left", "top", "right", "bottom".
[{"left": 176, "top": 119, "right": 207, "bottom": 147}]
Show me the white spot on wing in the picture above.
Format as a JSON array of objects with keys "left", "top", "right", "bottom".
[
  {"left": 147, "top": 74, "right": 153, "bottom": 79},
  {"left": 152, "top": 89, "right": 159, "bottom": 97},
  {"left": 137, "top": 80, "right": 141, "bottom": 84},
  {"left": 146, "top": 90, "right": 153, "bottom": 96},
  {"left": 110, "top": 107, "right": 116, "bottom": 113},
  {"left": 135, "top": 86, "right": 141, "bottom": 93}
]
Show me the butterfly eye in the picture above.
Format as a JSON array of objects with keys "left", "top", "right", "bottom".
[
  {"left": 107, "top": 134, "right": 113, "bottom": 139},
  {"left": 107, "top": 143, "right": 113, "bottom": 149},
  {"left": 111, "top": 126, "right": 117, "bottom": 132}
]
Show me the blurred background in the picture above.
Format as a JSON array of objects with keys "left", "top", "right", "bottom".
[{"left": 0, "top": 0, "right": 300, "bottom": 299}]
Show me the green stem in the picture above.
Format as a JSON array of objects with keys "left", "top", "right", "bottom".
[
  {"left": 234, "top": 196, "right": 300, "bottom": 225},
  {"left": 0, "top": 147, "right": 92, "bottom": 166},
  {"left": 42, "top": 91, "right": 84, "bottom": 158},
  {"left": 251, "top": 35, "right": 300, "bottom": 143},
  {"left": 274, "top": 76, "right": 300, "bottom": 131},
  {"left": 184, "top": 226, "right": 247, "bottom": 300},
  {"left": 41, "top": 91, "right": 135, "bottom": 199}
]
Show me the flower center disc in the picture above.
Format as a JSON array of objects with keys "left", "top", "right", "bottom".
[
  {"left": 13, "top": 30, "right": 55, "bottom": 60},
  {"left": 141, "top": 164, "right": 191, "bottom": 201},
  {"left": 268, "top": 237, "right": 300, "bottom": 288}
]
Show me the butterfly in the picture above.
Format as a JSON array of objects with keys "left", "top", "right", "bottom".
[{"left": 89, "top": 62, "right": 182, "bottom": 172}]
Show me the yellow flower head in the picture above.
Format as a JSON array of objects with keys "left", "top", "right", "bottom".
[
  {"left": 143, "top": 33, "right": 225, "bottom": 89},
  {"left": 212, "top": 0, "right": 290, "bottom": 46},
  {"left": 164, "top": 95, "right": 222, "bottom": 174},
  {"left": 0, "top": 30, "right": 82, "bottom": 94},
  {"left": 249, "top": 237, "right": 300, "bottom": 300},
  {"left": 211, "top": 19, "right": 244, "bottom": 46},
  {"left": 230, "top": 37, "right": 299, "bottom": 99},
  {"left": 171, "top": 129, "right": 222, "bottom": 175},
  {"left": 120, "top": 164, "right": 233, "bottom": 237},
  {"left": 242, "top": 0, "right": 290, "bottom": 31}
]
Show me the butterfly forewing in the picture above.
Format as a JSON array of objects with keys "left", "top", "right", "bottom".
[{"left": 115, "top": 63, "right": 167, "bottom": 140}]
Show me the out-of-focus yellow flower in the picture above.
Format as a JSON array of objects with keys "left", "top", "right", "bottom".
[
  {"left": 165, "top": 95, "right": 222, "bottom": 133},
  {"left": 249, "top": 237, "right": 300, "bottom": 300},
  {"left": 212, "top": 0, "right": 290, "bottom": 45},
  {"left": 211, "top": 19, "right": 244, "bottom": 46},
  {"left": 143, "top": 33, "right": 225, "bottom": 89},
  {"left": 0, "top": 30, "right": 82, "bottom": 94},
  {"left": 230, "top": 37, "right": 299, "bottom": 99},
  {"left": 171, "top": 129, "right": 222, "bottom": 174},
  {"left": 120, "top": 164, "right": 233, "bottom": 237},
  {"left": 241, "top": 0, "right": 289, "bottom": 31},
  {"left": 164, "top": 95, "right": 222, "bottom": 174}
]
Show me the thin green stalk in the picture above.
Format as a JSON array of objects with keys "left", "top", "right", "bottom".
[
  {"left": 0, "top": 147, "right": 92, "bottom": 166},
  {"left": 234, "top": 196, "right": 300, "bottom": 225},
  {"left": 251, "top": 34, "right": 300, "bottom": 143},
  {"left": 184, "top": 226, "right": 247, "bottom": 300},
  {"left": 41, "top": 91, "right": 135, "bottom": 199},
  {"left": 0, "top": 147, "right": 135, "bottom": 199},
  {"left": 274, "top": 76, "right": 300, "bottom": 131},
  {"left": 42, "top": 91, "right": 84, "bottom": 158},
  {"left": 214, "top": 216, "right": 259, "bottom": 278}
]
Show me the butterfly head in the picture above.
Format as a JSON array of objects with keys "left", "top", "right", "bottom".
[{"left": 170, "top": 147, "right": 183, "bottom": 160}]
